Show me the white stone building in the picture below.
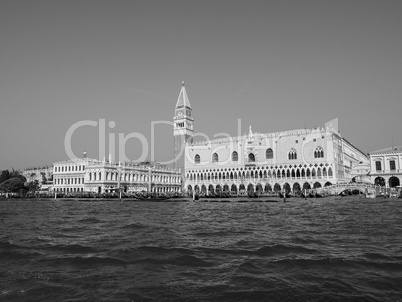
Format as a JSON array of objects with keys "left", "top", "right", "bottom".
[
  {"left": 53, "top": 153, "right": 94, "bottom": 193},
  {"left": 368, "top": 146, "right": 402, "bottom": 187},
  {"left": 52, "top": 152, "right": 182, "bottom": 194},
  {"left": 23, "top": 166, "right": 53, "bottom": 184},
  {"left": 84, "top": 161, "right": 182, "bottom": 194},
  {"left": 172, "top": 83, "right": 369, "bottom": 195}
]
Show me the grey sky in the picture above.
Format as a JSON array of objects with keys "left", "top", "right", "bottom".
[{"left": 1, "top": 0, "right": 401, "bottom": 169}]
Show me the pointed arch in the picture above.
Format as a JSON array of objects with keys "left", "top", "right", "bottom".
[
  {"left": 293, "top": 182, "right": 301, "bottom": 193},
  {"left": 232, "top": 151, "right": 238, "bottom": 162},
  {"left": 212, "top": 153, "right": 219, "bottom": 163},
  {"left": 313, "top": 182, "right": 321, "bottom": 188},
  {"left": 194, "top": 154, "right": 200, "bottom": 164},
  {"left": 208, "top": 184, "right": 215, "bottom": 194},
  {"left": 314, "top": 147, "right": 324, "bottom": 158},
  {"left": 288, "top": 149, "right": 297, "bottom": 160},
  {"left": 266, "top": 148, "right": 273, "bottom": 159},
  {"left": 283, "top": 183, "right": 291, "bottom": 192}
]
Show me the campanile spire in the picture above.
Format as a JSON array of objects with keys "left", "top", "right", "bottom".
[{"left": 173, "top": 81, "right": 194, "bottom": 170}]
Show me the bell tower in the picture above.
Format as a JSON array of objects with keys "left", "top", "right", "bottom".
[{"left": 173, "top": 81, "right": 193, "bottom": 170}]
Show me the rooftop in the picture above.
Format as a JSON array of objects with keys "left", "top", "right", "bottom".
[{"left": 369, "top": 146, "right": 402, "bottom": 155}]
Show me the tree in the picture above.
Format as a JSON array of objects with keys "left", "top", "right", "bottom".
[
  {"left": 0, "top": 177, "right": 26, "bottom": 192},
  {"left": 41, "top": 172, "right": 47, "bottom": 184},
  {"left": 0, "top": 170, "right": 10, "bottom": 184},
  {"left": 9, "top": 170, "right": 26, "bottom": 182},
  {"left": 28, "top": 180, "right": 40, "bottom": 192}
]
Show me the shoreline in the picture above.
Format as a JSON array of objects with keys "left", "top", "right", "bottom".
[{"left": 0, "top": 195, "right": 372, "bottom": 203}]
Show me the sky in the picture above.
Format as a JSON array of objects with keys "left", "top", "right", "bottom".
[{"left": 0, "top": 0, "right": 401, "bottom": 170}]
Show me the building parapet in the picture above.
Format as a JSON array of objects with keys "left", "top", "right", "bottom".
[{"left": 187, "top": 126, "right": 339, "bottom": 146}]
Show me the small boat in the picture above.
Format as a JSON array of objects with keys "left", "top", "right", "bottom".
[
  {"left": 137, "top": 196, "right": 170, "bottom": 202},
  {"left": 192, "top": 192, "right": 199, "bottom": 201},
  {"left": 365, "top": 190, "right": 376, "bottom": 199}
]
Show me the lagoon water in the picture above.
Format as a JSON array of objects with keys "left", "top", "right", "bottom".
[{"left": 1, "top": 197, "right": 401, "bottom": 301}]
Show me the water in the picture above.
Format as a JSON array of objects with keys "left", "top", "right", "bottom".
[{"left": 1, "top": 197, "right": 401, "bottom": 301}]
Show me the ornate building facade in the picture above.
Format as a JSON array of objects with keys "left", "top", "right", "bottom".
[
  {"left": 53, "top": 152, "right": 181, "bottom": 194},
  {"left": 368, "top": 146, "right": 402, "bottom": 188},
  {"left": 176, "top": 85, "right": 369, "bottom": 195},
  {"left": 53, "top": 153, "right": 94, "bottom": 193},
  {"left": 84, "top": 161, "right": 181, "bottom": 194}
]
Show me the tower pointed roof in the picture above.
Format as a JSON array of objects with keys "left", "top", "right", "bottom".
[{"left": 175, "top": 81, "right": 191, "bottom": 109}]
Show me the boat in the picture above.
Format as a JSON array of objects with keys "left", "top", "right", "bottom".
[
  {"left": 365, "top": 190, "right": 376, "bottom": 199},
  {"left": 136, "top": 192, "right": 170, "bottom": 201}
]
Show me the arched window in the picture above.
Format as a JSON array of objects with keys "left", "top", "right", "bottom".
[
  {"left": 248, "top": 153, "right": 255, "bottom": 162},
  {"left": 194, "top": 154, "right": 200, "bottom": 164},
  {"left": 288, "top": 149, "right": 297, "bottom": 160},
  {"left": 266, "top": 148, "right": 273, "bottom": 159},
  {"left": 212, "top": 153, "right": 219, "bottom": 163},
  {"left": 314, "top": 147, "right": 324, "bottom": 158},
  {"left": 232, "top": 151, "right": 238, "bottom": 162}
]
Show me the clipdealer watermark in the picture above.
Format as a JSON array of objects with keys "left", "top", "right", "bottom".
[{"left": 64, "top": 118, "right": 335, "bottom": 166}]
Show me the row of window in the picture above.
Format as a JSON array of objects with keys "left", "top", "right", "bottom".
[
  {"left": 55, "top": 177, "right": 85, "bottom": 185},
  {"left": 375, "top": 160, "right": 397, "bottom": 171},
  {"left": 55, "top": 188, "right": 84, "bottom": 192},
  {"left": 195, "top": 147, "right": 324, "bottom": 164},
  {"left": 87, "top": 171, "right": 181, "bottom": 183},
  {"left": 55, "top": 165, "right": 85, "bottom": 173}
]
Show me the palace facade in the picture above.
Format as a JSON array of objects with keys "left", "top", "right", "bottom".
[
  {"left": 53, "top": 152, "right": 182, "bottom": 194},
  {"left": 173, "top": 83, "right": 369, "bottom": 195},
  {"left": 368, "top": 146, "right": 402, "bottom": 188}
]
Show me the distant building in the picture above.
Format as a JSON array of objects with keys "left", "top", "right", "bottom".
[
  {"left": 174, "top": 83, "right": 369, "bottom": 195},
  {"left": 52, "top": 152, "right": 182, "bottom": 194},
  {"left": 84, "top": 160, "right": 181, "bottom": 194},
  {"left": 368, "top": 146, "right": 402, "bottom": 187},
  {"left": 23, "top": 166, "right": 53, "bottom": 184},
  {"left": 53, "top": 152, "right": 93, "bottom": 193}
]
